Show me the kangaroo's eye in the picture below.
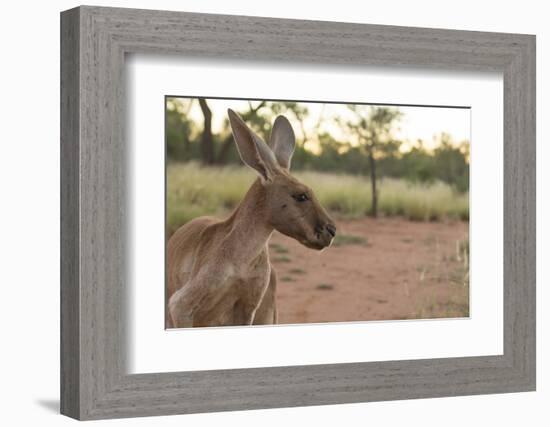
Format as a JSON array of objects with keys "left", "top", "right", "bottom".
[{"left": 293, "top": 193, "right": 309, "bottom": 202}]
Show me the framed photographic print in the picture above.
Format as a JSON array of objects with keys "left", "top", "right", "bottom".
[{"left": 60, "top": 5, "right": 536, "bottom": 420}]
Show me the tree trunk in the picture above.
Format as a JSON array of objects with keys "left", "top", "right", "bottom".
[
  {"left": 368, "top": 149, "right": 378, "bottom": 217},
  {"left": 217, "top": 100, "right": 265, "bottom": 164},
  {"left": 198, "top": 98, "right": 215, "bottom": 165}
]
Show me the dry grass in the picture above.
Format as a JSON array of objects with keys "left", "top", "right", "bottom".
[
  {"left": 167, "top": 162, "right": 469, "bottom": 235},
  {"left": 414, "top": 236, "right": 470, "bottom": 319}
]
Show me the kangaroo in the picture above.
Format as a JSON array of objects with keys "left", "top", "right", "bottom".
[{"left": 167, "top": 109, "right": 336, "bottom": 328}]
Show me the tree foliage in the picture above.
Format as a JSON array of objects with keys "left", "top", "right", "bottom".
[
  {"left": 337, "top": 106, "right": 403, "bottom": 216},
  {"left": 165, "top": 98, "right": 470, "bottom": 194}
]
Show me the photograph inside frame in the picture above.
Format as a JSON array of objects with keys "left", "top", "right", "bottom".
[{"left": 165, "top": 97, "right": 470, "bottom": 329}]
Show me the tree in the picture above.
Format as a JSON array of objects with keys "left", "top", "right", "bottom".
[
  {"left": 217, "top": 101, "right": 267, "bottom": 164},
  {"left": 165, "top": 98, "right": 194, "bottom": 162},
  {"left": 433, "top": 133, "right": 470, "bottom": 193},
  {"left": 216, "top": 101, "right": 310, "bottom": 165},
  {"left": 341, "top": 106, "right": 402, "bottom": 217}
]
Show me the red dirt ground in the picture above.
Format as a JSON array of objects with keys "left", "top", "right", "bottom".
[{"left": 270, "top": 217, "right": 469, "bottom": 324}]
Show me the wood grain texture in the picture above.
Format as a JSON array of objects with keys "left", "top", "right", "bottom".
[
  {"left": 60, "top": 5, "right": 536, "bottom": 420},
  {"left": 60, "top": 7, "right": 80, "bottom": 419}
]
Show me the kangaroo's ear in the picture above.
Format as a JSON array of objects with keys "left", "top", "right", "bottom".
[
  {"left": 270, "top": 115, "right": 296, "bottom": 170},
  {"left": 227, "top": 109, "right": 278, "bottom": 183}
]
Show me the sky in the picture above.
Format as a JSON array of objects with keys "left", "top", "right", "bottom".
[{"left": 168, "top": 97, "right": 470, "bottom": 153}]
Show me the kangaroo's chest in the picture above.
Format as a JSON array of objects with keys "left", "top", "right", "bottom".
[
  {"left": 225, "top": 259, "right": 271, "bottom": 302},
  {"left": 193, "top": 256, "right": 271, "bottom": 327}
]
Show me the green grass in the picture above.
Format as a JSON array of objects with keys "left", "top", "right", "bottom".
[
  {"left": 316, "top": 283, "right": 335, "bottom": 291},
  {"left": 269, "top": 243, "right": 289, "bottom": 254},
  {"left": 167, "top": 162, "right": 469, "bottom": 234},
  {"left": 272, "top": 255, "right": 291, "bottom": 263},
  {"left": 332, "top": 234, "right": 369, "bottom": 247}
]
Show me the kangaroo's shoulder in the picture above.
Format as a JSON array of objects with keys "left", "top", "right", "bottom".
[{"left": 168, "top": 215, "right": 218, "bottom": 243}]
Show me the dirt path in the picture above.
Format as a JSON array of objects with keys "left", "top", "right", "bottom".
[{"left": 270, "top": 217, "right": 469, "bottom": 324}]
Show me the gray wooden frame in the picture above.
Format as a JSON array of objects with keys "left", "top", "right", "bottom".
[{"left": 60, "top": 5, "right": 536, "bottom": 420}]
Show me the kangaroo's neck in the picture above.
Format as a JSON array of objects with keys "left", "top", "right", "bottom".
[{"left": 224, "top": 179, "right": 273, "bottom": 263}]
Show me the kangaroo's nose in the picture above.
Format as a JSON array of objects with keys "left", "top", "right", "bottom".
[{"left": 325, "top": 223, "right": 336, "bottom": 237}]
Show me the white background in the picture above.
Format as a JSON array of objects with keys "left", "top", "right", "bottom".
[
  {"left": 0, "top": 0, "right": 547, "bottom": 426},
  {"left": 128, "top": 57, "right": 503, "bottom": 373}
]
